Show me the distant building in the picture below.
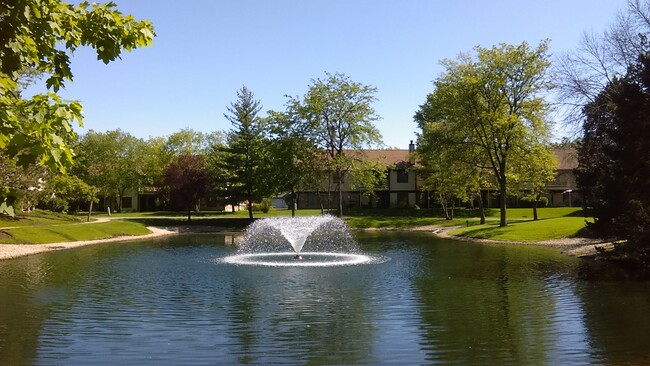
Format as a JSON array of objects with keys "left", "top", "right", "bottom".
[
  {"left": 296, "top": 143, "right": 581, "bottom": 210},
  {"left": 117, "top": 143, "right": 580, "bottom": 212}
]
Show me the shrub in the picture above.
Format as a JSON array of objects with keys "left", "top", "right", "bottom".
[
  {"left": 253, "top": 197, "right": 272, "bottom": 213},
  {"left": 519, "top": 195, "right": 548, "bottom": 208}
]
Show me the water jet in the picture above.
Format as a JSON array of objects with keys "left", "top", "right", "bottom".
[{"left": 223, "top": 215, "right": 385, "bottom": 267}]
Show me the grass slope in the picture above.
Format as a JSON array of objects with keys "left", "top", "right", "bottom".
[
  {"left": 0, "top": 219, "right": 150, "bottom": 245},
  {"left": 450, "top": 216, "right": 591, "bottom": 242}
]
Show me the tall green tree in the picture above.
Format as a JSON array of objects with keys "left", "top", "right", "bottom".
[
  {"left": 164, "top": 128, "right": 224, "bottom": 157},
  {"left": 576, "top": 53, "right": 650, "bottom": 268},
  {"left": 416, "top": 42, "right": 554, "bottom": 227},
  {"left": 511, "top": 145, "right": 557, "bottom": 220},
  {"left": 75, "top": 130, "right": 147, "bottom": 212},
  {"left": 0, "top": 0, "right": 154, "bottom": 184},
  {"left": 215, "top": 86, "right": 271, "bottom": 220},
  {"left": 287, "top": 72, "right": 383, "bottom": 216},
  {"left": 416, "top": 120, "right": 484, "bottom": 220},
  {"left": 265, "top": 110, "right": 321, "bottom": 217}
]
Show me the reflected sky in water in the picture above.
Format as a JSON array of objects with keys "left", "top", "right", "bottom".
[{"left": 0, "top": 232, "right": 649, "bottom": 365}]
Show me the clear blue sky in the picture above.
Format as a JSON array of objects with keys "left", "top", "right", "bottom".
[{"left": 34, "top": 0, "right": 627, "bottom": 148}]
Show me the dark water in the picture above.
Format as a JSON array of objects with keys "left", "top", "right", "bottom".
[{"left": 1, "top": 233, "right": 649, "bottom": 365}]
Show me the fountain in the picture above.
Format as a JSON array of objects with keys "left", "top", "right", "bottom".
[{"left": 222, "top": 215, "right": 386, "bottom": 267}]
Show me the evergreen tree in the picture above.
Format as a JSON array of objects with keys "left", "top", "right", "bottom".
[
  {"left": 215, "top": 87, "right": 271, "bottom": 220},
  {"left": 577, "top": 53, "right": 650, "bottom": 267}
]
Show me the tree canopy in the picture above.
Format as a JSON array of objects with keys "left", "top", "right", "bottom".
[
  {"left": 162, "top": 155, "right": 213, "bottom": 222},
  {"left": 0, "top": 0, "right": 154, "bottom": 212},
  {"left": 74, "top": 130, "right": 147, "bottom": 212},
  {"left": 415, "top": 41, "right": 555, "bottom": 226},
  {"left": 576, "top": 53, "right": 650, "bottom": 268},
  {"left": 214, "top": 86, "right": 271, "bottom": 220},
  {"left": 287, "top": 72, "right": 384, "bottom": 215}
]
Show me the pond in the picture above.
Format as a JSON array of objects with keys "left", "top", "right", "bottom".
[{"left": 0, "top": 232, "right": 649, "bottom": 365}]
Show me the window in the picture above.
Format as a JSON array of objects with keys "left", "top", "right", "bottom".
[
  {"left": 121, "top": 197, "right": 132, "bottom": 209},
  {"left": 396, "top": 169, "right": 409, "bottom": 183}
]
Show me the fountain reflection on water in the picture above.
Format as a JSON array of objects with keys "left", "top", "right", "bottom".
[{"left": 222, "top": 215, "right": 387, "bottom": 267}]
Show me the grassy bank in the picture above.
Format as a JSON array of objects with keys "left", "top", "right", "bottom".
[
  {"left": 0, "top": 220, "right": 151, "bottom": 244},
  {"left": 0, "top": 207, "right": 592, "bottom": 245},
  {"left": 344, "top": 207, "right": 591, "bottom": 242}
]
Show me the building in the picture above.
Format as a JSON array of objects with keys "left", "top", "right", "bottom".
[
  {"left": 296, "top": 144, "right": 580, "bottom": 210},
  {"left": 117, "top": 143, "right": 580, "bottom": 212},
  {"left": 296, "top": 142, "right": 420, "bottom": 209}
]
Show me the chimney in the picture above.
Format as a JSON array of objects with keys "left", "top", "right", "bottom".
[{"left": 408, "top": 140, "right": 415, "bottom": 165}]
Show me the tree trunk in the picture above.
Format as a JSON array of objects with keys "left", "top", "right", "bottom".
[
  {"left": 451, "top": 199, "right": 455, "bottom": 220},
  {"left": 87, "top": 198, "right": 94, "bottom": 222},
  {"left": 187, "top": 205, "right": 192, "bottom": 222},
  {"left": 336, "top": 171, "right": 343, "bottom": 217},
  {"left": 477, "top": 191, "right": 486, "bottom": 225},
  {"left": 440, "top": 193, "right": 451, "bottom": 220},
  {"left": 317, "top": 190, "right": 324, "bottom": 215},
  {"left": 533, "top": 193, "right": 540, "bottom": 221},
  {"left": 247, "top": 199, "right": 254, "bottom": 220},
  {"left": 499, "top": 174, "right": 507, "bottom": 227},
  {"left": 290, "top": 189, "right": 296, "bottom": 218}
]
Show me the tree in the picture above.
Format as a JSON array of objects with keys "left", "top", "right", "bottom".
[
  {"left": 0, "top": 152, "right": 47, "bottom": 215},
  {"left": 576, "top": 53, "right": 650, "bottom": 267},
  {"left": 287, "top": 72, "right": 383, "bottom": 216},
  {"left": 555, "top": 0, "right": 650, "bottom": 129},
  {"left": 164, "top": 128, "right": 224, "bottom": 157},
  {"left": 415, "top": 118, "right": 486, "bottom": 220},
  {"left": 162, "top": 155, "right": 213, "bottom": 222},
  {"left": 265, "top": 110, "right": 321, "bottom": 217},
  {"left": 416, "top": 42, "right": 554, "bottom": 227},
  {"left": 215, "top": 86, "right": 271, "bottom": 220},
  {"left": 511, "top": 145, "right": 557, "bottom": 221},
  {"left": 40, "top": 174, "right": 97, "bottom": 215},
  {"left": 0, "top": 0, "right": 154, "bottom": 205},
  {"left": 74, "top": 130, "right": 147, "bottom": 212}
]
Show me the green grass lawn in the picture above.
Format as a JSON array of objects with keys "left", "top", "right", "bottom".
[
  {"left": 450, "top": 216, "right": 592, "bottom": 242},
  {"left": 0, "top": 221, "right": 151, "bottom": 244},
  {"left": 0, "top": 210, "right": 83, "bottom": 228},
  {"left": 1, "top": 206, "right": 592, "bottom": 245}
]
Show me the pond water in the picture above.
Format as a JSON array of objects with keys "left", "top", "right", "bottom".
[{"left": 1, "top": 233, "right": 649, "bottom": 365}]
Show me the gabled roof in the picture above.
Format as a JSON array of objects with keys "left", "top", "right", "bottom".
[
  {"left": 347, "top": 148, "right": 578, "bottom": 170},
  {"left": 348, "top": 149, "right": 411, "bottom": 166},
  {"left": 555, "top": 149, "right": 578, "bottom": 170}
]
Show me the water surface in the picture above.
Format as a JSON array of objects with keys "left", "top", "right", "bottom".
[{"left": 0, "top": 232, "right": 649, "bottom": 365}]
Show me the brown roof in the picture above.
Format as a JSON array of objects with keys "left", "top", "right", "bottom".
[
  {"left": 555, "top": 149, "right": 578, "bottom": 170},
  {"left": 350, "top": 149, "right": 411, "bottom": 165},
  {"left": 347, "top": 148, "right": 578, "bottom": 170}
]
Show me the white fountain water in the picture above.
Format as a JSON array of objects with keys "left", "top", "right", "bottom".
[
  {"left": 221, "top": 215, "right": 388, "bottom": 267},
  {"left": 265, "top": 215, "right": 336, "bottom": 255}
]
